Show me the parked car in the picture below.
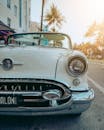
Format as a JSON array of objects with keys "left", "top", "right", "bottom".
[{"left": 0, "top": 32, "right": 94, "bottom": 115}]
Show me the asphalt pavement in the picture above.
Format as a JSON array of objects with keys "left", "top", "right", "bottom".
[{"left": 0, "top": 63, "right": 104, "bottom": 130}]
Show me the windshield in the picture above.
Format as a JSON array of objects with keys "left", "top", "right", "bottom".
[{"left": 7, "top": 33, "right": 72, "bottom": 49}]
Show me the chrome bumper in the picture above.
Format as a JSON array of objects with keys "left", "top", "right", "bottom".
[
  {"left": 69, "top": 88, "right": 94, "bottom": 114},
  {"left": 0, "top": 89, "right": 94, "bottom": 115}
]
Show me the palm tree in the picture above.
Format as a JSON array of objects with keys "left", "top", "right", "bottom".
[
  {"left": 85, "top": 21, "right": 104, "bottom": 45},
  {"left": 85, "top": 21, "right": 104, "bottom": 59},
  {"left": 44, "top": 3, "right": 65, "bottom": 32},
  {"left": 85, "top": 22, "right": 97, "bottom": 37}
]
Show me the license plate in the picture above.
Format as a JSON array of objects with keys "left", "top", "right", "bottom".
[{"left": 0, "top": 95, "right": 18, "bottom": 106}]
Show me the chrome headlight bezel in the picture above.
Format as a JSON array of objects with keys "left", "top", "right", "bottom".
[{"left": 66, "top": 56, "right": 88, "bottom": 77}]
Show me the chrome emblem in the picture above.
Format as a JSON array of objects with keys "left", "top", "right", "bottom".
[{"left": 2, "top": 59, "right": 13, "bottom": 70}]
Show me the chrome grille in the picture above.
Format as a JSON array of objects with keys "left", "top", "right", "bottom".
[
  {"left": 0, "top": 79, "right": 71, "bottom": 107},
  {"left": 0, "top": 82, "right": 63, "bottom": 92}
]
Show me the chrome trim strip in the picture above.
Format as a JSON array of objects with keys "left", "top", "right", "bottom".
[
  {"left": 0, "top": 61, "right": 23, "bottom": 66},
  {"left": 0, "top": 91, "right": 42, "bottom": 96}
]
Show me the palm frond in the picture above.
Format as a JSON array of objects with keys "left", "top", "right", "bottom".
[{"left": 44, "top": 3, "right": 65, "bottom": 31}]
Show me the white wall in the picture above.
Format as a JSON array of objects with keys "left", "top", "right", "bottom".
[{"left": 0, "top": 0, "right": 30, "bottom": 32}]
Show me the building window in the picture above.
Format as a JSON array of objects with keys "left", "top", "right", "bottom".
[
  {"left": 7, "top": 0, "right": 11, "bottom": 9},
  {"left": 14, "top": 5, "right": 17, "bottom": 16},
  {"left": 7, "top": 17, "right": 11, "bottom": 27},
  {"left": 19, "top": 0, "right": 22, "bottom": 27}
]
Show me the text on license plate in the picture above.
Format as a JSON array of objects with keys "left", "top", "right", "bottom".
[{"left": 0, "top": 96, "right": 17, "bottom": 105}]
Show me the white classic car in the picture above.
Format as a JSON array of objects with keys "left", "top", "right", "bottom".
[{"left": 0, "top": 32, "right": 94, "bottom": 115}]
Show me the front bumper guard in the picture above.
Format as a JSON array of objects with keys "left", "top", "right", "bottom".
[{"left": 0, "top": 88, "right": 94, "bottom": 115}]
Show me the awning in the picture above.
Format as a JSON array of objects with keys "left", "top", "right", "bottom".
[{"left": 0, "top": 20, "right": 15, "bottom": 36}]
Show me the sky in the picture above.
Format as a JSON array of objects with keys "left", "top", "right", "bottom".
[{"left": 31, "top": 0, "right": 104, "bottom": 44}]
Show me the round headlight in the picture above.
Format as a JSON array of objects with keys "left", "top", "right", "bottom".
[{"left": 67, "top": 57, "right": 87, "bottom": 76}]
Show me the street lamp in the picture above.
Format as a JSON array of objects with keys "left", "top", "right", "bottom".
[{"left": 40, "top": 0, "right": 45, "bottom": 31}]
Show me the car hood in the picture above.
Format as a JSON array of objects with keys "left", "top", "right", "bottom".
[{"left": 0, "top": 46, "right": 71, "bottom": 79}]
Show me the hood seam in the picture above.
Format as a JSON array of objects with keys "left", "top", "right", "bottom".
[{"left": 55, "top": 55, "right": 63, "bottom": 79}]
